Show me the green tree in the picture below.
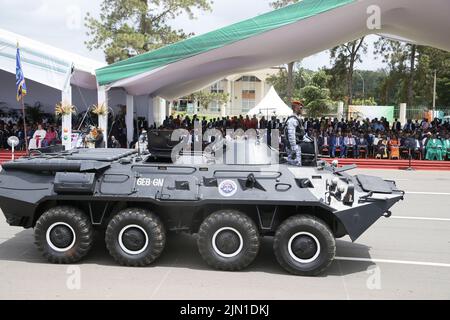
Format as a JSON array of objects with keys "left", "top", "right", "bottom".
[
  {"left": 330, "top": 38, "right": 367, "bottom": 105},
  {"left": 85, "top": 0, "right": 213, "bottom": 64},
  {"left": 211, "top": 92, "right": 230, "bottom": 109},
  {"left": 270, "top": 0, "right": 301, "bottom": 104},
  {"left": 374, "top": 38, "right": 417, "bottom": 106},
  {"left": 191, "top": 91, "right": 230, "bottom": 111},
  {"left": 352, "top": 70, "right": 386, "bottom": 105},
  {"left": 300, "top": 70, "right": 335, "bottom": 117},
  {"left": 267, "top": 65, "right": 313, "bottom": 102},
  {"left": 25, "top": 104, "right": 45, "bottom": 124},
  {"left": 415, "top": 46, "right": 450, "bottom": 107},
  {"left": 374, "top": 38, "right": 450, "bottom": 107},
  {"left": 325, "top": 60, "right": 347, "bottom": 102}
]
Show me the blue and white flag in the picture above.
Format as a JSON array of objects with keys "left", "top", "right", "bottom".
[{"left": 16, "top": 46, "right": 27, "bottom": 101}]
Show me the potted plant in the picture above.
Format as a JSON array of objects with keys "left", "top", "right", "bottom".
[
  {"left": 91, "top": 103, "right": 109, "bottom": 116},
  {"left": 55, "top": 101, "right": 76, "bottom": 117},
  {"left": 55, "top": 101, "right": 76, "bottom": 151}
]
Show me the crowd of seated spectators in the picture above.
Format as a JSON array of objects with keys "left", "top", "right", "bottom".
[
  {"left": 158, "top": 114, "right": 282, "bottom": 132},
  {"left": 1, "top": 112, "right": 449, "bottom": 162},
  {"left": 158, "top": 114, "right": 450, "bottom": 161},
  {"left": 311, "top": 117, "right": 450, "bottom": 161},
  {"left": 0, "top": 113, "right": 61, "bottom": 151}
]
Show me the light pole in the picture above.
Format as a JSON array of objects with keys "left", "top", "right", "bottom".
[
  {"left": 432, "top": 70, "right": 437, "bottom": 120},
  {"left": 356, "top": 71, "right": 365, "bottom": 105},
  {"left": 258, "top": 107, "right": 277, "bottom": 120}
]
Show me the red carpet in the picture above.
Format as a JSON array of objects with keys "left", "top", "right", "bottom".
[
  {"left": 323, "top": 158, "right": 450, "bottom": 171},
  {"left": 0, "top": 150, "right": 28, "bottom": 163}
]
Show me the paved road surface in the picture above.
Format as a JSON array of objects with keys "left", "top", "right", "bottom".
[{"left": 0, "top": 169, "right": 449, "bottom": 300}]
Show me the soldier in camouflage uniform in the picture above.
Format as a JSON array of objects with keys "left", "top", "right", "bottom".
[{"left": 284, "top": 102, "right": 305, "bottom": 166}]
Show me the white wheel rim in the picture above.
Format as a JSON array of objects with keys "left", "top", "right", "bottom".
[
  {"left": 212, "top": 227, "right": 244, "bottom": 258},
  {"left": 118, "top": 225, "right": 149, "bottom": 255},
  {"left": 288, "top": 232, "right": 321, "bottom": 264},
  {"left": 46, "top": 222, "right": 76, "bottom": 252}
]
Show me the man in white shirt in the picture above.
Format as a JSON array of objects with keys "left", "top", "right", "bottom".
[
  {"left": 30, "top": 124, "right": 47, "bottom": 149},
  {"left": 344, "top": 132, "right": 356, "bottom": 158}
]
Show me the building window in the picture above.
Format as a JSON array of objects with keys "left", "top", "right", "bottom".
[
  {"left": 240, "top": 76, "right": 257, "bottom": 100},
  {"left": 242, "top": 99, "right": 256, "bottom": 113},
  {"left": 238, "top": 76, "right": 260, "bottom": 113},
  {"left": 177, "top": 99, "right": 188, "bottom": 112},
  {"left": 210, "top": 81, "right": 225, "bottom": 93},
  {"left": 209, "top": 100, "right": 220, "bottom": 113},
  {"left": 208, "top": 80, "right": 225, "bottom": 113},
  {"left": 239, "top": 76, "right": 260, "bottom": 82}
]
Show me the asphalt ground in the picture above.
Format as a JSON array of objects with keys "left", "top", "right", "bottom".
[{"left": 0, "top": 169, "right": 449, "bottom": 300}]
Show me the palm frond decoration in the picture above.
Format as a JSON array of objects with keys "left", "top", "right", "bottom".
[
  {"left": 91, "top": 103, "right": 109, "bottom": 116},
  {"left": 55, "top": 101, "right": 76, "bottom": 116}
]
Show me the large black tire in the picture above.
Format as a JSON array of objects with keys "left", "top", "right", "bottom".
[
  {"left": 34, "top": 206, "right": 93, "bottom": 264},
  {"left": 105, "top": 208, "right": 166, "bottom": 267},
  {"left": 274, "top": 215, "right": 336, "bottom": 276},
  {"left": 197, "top": 210, "right": 260, "bottom": 271}
]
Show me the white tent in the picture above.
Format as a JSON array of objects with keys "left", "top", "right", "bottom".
[
  {"left": 0, "top": 28, "right": 105, "bottom": 91},
  {"left": 247, "top": 86, "right": 293, "bottom": 118}
]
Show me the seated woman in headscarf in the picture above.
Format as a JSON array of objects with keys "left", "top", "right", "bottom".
[
  {"left": 85, "top": 126, "right": 99, "bottom": 149},
  {"left": 42, "top": 126, "right": 58, "bottom": 147},
  {"left": 389, "top": 135, "right": 400, "bottom": 160}
]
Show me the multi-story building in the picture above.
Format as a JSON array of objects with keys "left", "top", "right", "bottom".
[{"left": 176, "top": 67, "right": 283, "bottom": 117}]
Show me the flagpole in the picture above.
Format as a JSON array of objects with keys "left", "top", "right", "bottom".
[
  {"left": 16, "top": 41, "right": 28, "bottom": 153},
  {"left": 20, "top": 96, "right": 28, "bottom": 152}
]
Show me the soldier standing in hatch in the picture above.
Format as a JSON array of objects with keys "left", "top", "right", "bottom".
[{"left": 284, "top": 101, "right": 305, "bottom": 166}]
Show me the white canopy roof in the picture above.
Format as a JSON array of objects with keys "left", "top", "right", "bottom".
[
  {"left": 0, "top": 28, "right": 105, "bottom": 91},
  {"left": 99, "top": 0, "right": 450, "bottom": 100},
  {"left": 247, "top": 86, "right": 293, "bottom": 118}
]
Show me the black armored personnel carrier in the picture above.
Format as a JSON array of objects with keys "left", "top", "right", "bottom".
[{"left": 0, "top": 139, "right": 404, "bottom": 276}]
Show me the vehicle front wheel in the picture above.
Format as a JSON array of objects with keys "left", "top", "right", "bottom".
[
  {"left": 105, "top": 208, "right": 166, "bottom": 267},
  {"left": 34, "top": 206, "right": 94, "bottom": 264},
  {"left": 274, "top": 215, "right": 336, "bottom": 276},
  {"left": 197, "top": 210, "right": 260, "bottom": 271}
]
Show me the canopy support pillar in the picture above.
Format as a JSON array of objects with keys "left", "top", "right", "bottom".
[
  {"left": 148, "top": 96, "right": 166, "bottom": 128},
  {"left": 399, "top": 103, "right": 407, "bottom": 126},
  {"left": 337, "top": 101, "right": 345, "bottom": 120},
  {"left": 97, "top": 86, "right": 108, "bottom": 148},
  {"left": 224, "top": 80, "right": 232, "bottom": 118},
  {"left": 166, "top": 100, "right": 172, "bottom": 119},
  {"left": 126, "top": 94, "right": 134, "bottom": 147},
  {"left": 61, "top": 85, "right": 73, "bottom": 151},
  {"left": 229, "top": 80, "right": 235, "bottom": 116}
]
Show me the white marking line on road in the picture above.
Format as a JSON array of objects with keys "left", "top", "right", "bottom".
[
  {"left": 406, "top": 191, "right": 450, "bottom": 196},
  {"left": 151, "top": 268, "right": 173, "bottom": 299},
  {"left": 391, "top": 216, "right": 450, "bottom": 222},
  {"left": 150, "top": 258, "right": 179, "bottom": 299},
  {"left": 336, "top": 257, "right": 450, "bottom": 268},
  {"left": 336, "top": 260, "right": 350, "bottom": 300}
]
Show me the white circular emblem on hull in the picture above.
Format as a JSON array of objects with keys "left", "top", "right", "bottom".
[{"left": 218, "top": 180, "right": 238, "bottom": 197}]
